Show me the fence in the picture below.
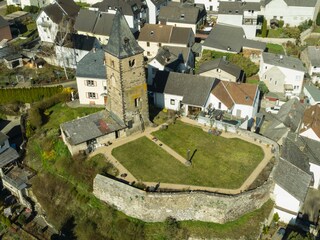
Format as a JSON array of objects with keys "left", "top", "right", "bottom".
[{"left": 197, "top": 115, "right": 241, "bottom": 133}]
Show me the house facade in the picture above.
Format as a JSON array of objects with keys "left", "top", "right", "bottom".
[
  {"left": 145, "top": 0, "right": 167, "bottom": 24},
  {"left": 259, "top": 52, "right": 305, "bottom": 96},
  {"left": 194, "top": 0, "right": 219, "bottom": 12},
  {"left": 0, "top": 16, "right": 12, "bottom": 41}
]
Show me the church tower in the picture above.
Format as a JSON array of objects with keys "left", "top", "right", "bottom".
[{"left": 104, "top": 10, "right": 149, "bottom": 133}]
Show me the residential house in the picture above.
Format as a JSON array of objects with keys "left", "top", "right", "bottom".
[
  {"left": 198, "top": 57, "right": 245, "bottom": 82},
  {"left": 202, "top": 24, "right": 266, "bottom": 59},
  {"left": 3, "top": 54, "right": 23, "bottom": 69},
  {"left": 147, "top": 46, "right": 194, "bottom": 85},
  {"left": 150, "top": 71, "right": 215, "bottom": 116},
  {"left": 60, "top": 111, "right": 126, "bottom": 155},
  {"left": 36, "top": 0, "right": 80, "bottom": 43},
  {"left": 138, "top": 24, "right": 195, "bottom": 58},
  {"left": 261, "top": 0, "right": 320, "bottom": 27},
  {"left": 74, "top": 9, "right": 115, "bottom": 45},
  {"left": 300, "top": 46, "right": 320, "bottom": 84},
  {"left": 92, "top": 0, "right": 148, "bottom": 33},
  {"left": 145, "top": 0, "right": 167, "bottom": 24},
  {"left": 303, "top": 85, "right": 320, "bottom": 105},
  {"left": 0, "top": 132, "right": 19, "bottom": 177},
  {"left": 158, "top": 2, "right": 206, "bottom": 34},
  {"left": 0, "top": 16, "right": 12, "bottom": 41},
  {"left": 217, "top": 1, "right": 263, "bottom": 39},
  {"left": 54, "top": 33, "right": 101, "bottom": 69},
  {"left": 206, "top": 80, "right": 260, "bottom": 119},
  {"left": 194, "top": 0, "right": 219, "bottom": 12},
  {"left": 6, "top": 0, "right": 52, "bottom": 9},
  {"left": 258, "top": 52, "right": 305, "bottom": 96},
  {"left": 300, "top": 104, "right": 320, "bottom": 142},
  {"left": 263, "top": 98, "right": 305, "bottom": 144},
  {"left": 76, "top": 49, "right": 107, "bottom": 105}
]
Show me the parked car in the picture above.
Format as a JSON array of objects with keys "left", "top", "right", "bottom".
[{"left": 266, "top": 106, "right": 281, "bottom": 114}]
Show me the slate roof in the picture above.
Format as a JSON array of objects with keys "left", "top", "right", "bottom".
[
  {"left": 43, "top": 4, "right": 63, "bottom": 24},
  {"left": 74, "top": 9, "right": 115, "bottom": 36},
  {"left": 284, "top": 0, "right": 318, "bottom": 7},
  {"left": 93, "top": 0, "right": 147, "bottom": 16},
  {"left": 104, "top": 10, "right": 143, "bottom": 59},
  {"left": 306, "top": 46, "right": 320, "bottom": 67},
  {"left": 76, "top": 49, "right": 106, "bottom": 79},
  {"left": 43, "top": 0, "right": 80, "bottom": 24},
  {"left": 304, "top": 85, "right": 320, "bottom": 102},
  {"left": 159, "top": 2, "right": 206, "bottom": 24},
  {"left": 150, "top": 0, "right": 167, "bottom": 7},
  {"left": 203, "top": 24, "right": 266, "bottom": 53},
  {"left": 152, "top": 71, "right": 215, "bottom": 106},
  {"left": 262, "top": 52, "right": 305, "bottom": 72},
  {"left": 0, "top": 132, "right": 8, "bottom": 143},
  {"left": 218, "top": 1, "right": 261, "bottom": 15},
  {"left": 273, "top": 158, "right": 312, "bottom": 202},
  {"left": 211, "top": 80, "right": 258, "bottom": 108},
  {"left": 154, "top": 46, "right": 191, "bottom": 69},
  {"left": 61, "top": 111, "right": 126, "bottom": 146},
  {"left": 0, "top": 16, "right": 9, "bottom": 28},
  {"left": 300, "top": 104, "right": 320, "bottom": 139},
  {"left": 198, "top": 58, "right": 242, "bottom": 79},
  {"left": 0, "top": 47, "right": 16, "bottom": 60},
  {"left": 138, "top": 24, "right": 193, "bottom": 45},
  {"left": 0, "top": 147, "right": 19, "bottom": 168}
]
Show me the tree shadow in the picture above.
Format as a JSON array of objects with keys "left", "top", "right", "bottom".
[
  {"left": 189, "top": 149, "right": 197, "bottom": 163},
  {"left": 51, "top": 216, "right": 77, "bottom": 240}
]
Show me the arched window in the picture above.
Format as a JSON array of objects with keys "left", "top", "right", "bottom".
[{"left": 129, "top": 59, "right": 135, "bottom": 67}]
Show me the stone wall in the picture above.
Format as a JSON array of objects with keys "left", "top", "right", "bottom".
[{"left": 93, "top": 174, "right": 272, "bottom": 223}]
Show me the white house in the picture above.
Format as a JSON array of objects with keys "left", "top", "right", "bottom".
[
  {"left": 150, "top": 71, "right": 215, "bottom": 116},
  {"left": 138, "top": 24, "right": 195, "bottom": 58},
  {"left": 36, "top": 0, "right": 80, "bottom": 43},
  {"left": 206, "top": 80, "right": 260, "bottom": 119},
  {"left": 194, "top": 0, "right": 219, "bottom": 12},
  {"left": 198, "top": 57, "right": 245, "bottom": 82},
  {"left": 258, "top": 52, "right": 305, "bottom": 96},
  {"left": 145, "top": 0, "right": 167, "bottom": 24},
  {"left": 217, "top": 1, "right": 263, "bottom": 39},
  {"left": 74, "top": 9, "right": 115, "bottom": 45},
  {"left": 76, "top": 49, "right": 107, "bottom": 105},
  {"left": 158, "top": 2, "right": 206, "bottom": 34},
  {"left": 272, "top": 158, "right": 312, "bottom": 224},
  {"left": 7, "top": 0, "right": 52, "bottom": 9},
  {"left": 300, "top": 104, "right": 320, "bottom": 142},
  {"left": 303, "top": 85, "right": 320, "bottom": 105},
  {"left": 147, "top": 46, "right": 194, "bottom": 85},
  {"left": 261, "top": 0, "right": 320, "bottom": 27},
  {"left": 300, "top": 46, "right": 320, "bottom": 84}
]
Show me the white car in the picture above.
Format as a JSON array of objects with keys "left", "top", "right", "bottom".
[{"left": 266, "top": 106, "right": 281, "bottom": 114}]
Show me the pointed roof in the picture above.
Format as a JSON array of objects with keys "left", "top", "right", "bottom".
[{"left": 104, "top": 10, "right": 143, "bottom": 59}]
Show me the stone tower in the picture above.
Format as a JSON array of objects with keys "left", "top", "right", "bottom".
[{"left": 104, "top": 10, "right": 149, "bottom": 133}]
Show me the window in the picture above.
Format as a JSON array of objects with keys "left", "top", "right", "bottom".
[
  {"left": 158, "top": 43, "right": 162, "bottom": 47},
  {"left": 104, "top": 86, "right": 107, "bottom": 91},
  {"left": 273, "top": 16, "right": 277, "bottom": 19},
  {"left": 147, "top": 51, "right": 151, "bottom": 56},
  {"left": 111, "top": 60, "right": 114, "bottom": 68},
  {"left": 170, "top": 99, "right": 175, "bottom": 105},
  {"left": 294, "top": 85, "right": 299, "bottom": 90},
  {"left": 265, "top": 66, "right": 267, "bottom": 69},
  {"left": 147, "top": 42, "right": 150, "bottom": 47},
  {"left": 280, "top": 16, "right": 283, "bottom": 20},
  {"left": 274, "top": 80, "right": 277, "bottom": 85},
  {"left": 87, "top": 92, "right": 97, "bottom": 99},
  {"left": 134, "top": 97, "right": 140, "bottom": 107},
  {"left": 264, "top": 75, "right": 266, "bottom": 79},
  {"left": 218, "top": 102, "right": 221, "bottom": 109},
  {"left": 269, "top": 77, "right": 272, "bottom": 82},
  {"left": 86, "top": 80, "right": 96, "bottom": 86},
  {"left": 129, "top": 59, "right": 135, "bottom": 67}
]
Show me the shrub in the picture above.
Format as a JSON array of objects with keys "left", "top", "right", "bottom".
[
  {"left": 229, "top": 54, "right": 259, "bottom": 77},
  {"left": 6, "top": 5, "right": 22, "bottom": 14},
  {"left": 261, "top": 19, "right": 268, "bottom": 37},
  {"left": 258, "top": 81, "right": 269, "bottom": 95},
  {"left": 278, "top": 20, "right": 284, "bottom": 28},
  {"left": 317, "top": 11, "right": 320, "bottom": 26},
  {"left": 23, "top": 5, "right": 39, "bottom": 13}
]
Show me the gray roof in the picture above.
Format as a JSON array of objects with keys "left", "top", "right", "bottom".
[
  {"left": 74, "top": 9, "right": 115, "bottom": 37},
  {"left": 0, "top": 147, "right": 19, "bottom": 168},
  {"left": 198, "top": 58, "right": 242, "bottom": 79},
  {"left": 153, "top": 46, "right": 191, "bottom": 69},
  {"left": 262, "top": 52, "right": 305, "bottom": 72},
  {"left": 203, "top": 24, "right": 266, "bottom": 53},
  {"left": 76, "top": 49, "right": 106, "bottom": 79},
  {"left": 304, "top": 85, "right": 320, "bottom": 102},
  {"left": 306, "top": 46, "right": 320, "bottom": 67},
  {"left": 61, "top": 110, "right": 126, "bottom": 146},
  {"left": 284, "top": 0, "right": 318, "bottom": 7},
  {"left": 218, "top": 1, "right": 261, "bottom": 15},
  {"left": 104, "top": 10, "right": 143, "bottom": 59},
  {"left": 152, "top": 71, "right": 215, "bottom": 106},
  {"left": 0, "top": 16, "right": 9, "bottom": 28},
  {"left": 273, "top": 158, "right": 312, "bottom": 202},
  {"left": 159, "top": 2, "right": 206, "bottom": 24},
  {"left": 150, "top": 0, "right": 167, "bottom": 7},
  {"left": 42, "top": 0, "right": 80, "bottom": 24},
  {"left": 0, "top": 132, "right": 8, "bottom": 143},
  {"left": 93, "top": 0, "right": 147, "bottom": 16}
]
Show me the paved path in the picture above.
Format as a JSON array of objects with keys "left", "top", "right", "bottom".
[{"left": 90, "top": 117, "right": 274, "bottom": 194}]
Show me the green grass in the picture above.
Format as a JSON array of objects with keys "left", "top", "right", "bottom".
[
  {"left": 267, "top": 28, "right": 284, "bottom": 38},
  {"left": 266, "top": 43, "right": 285, "bottom": 54},
  {"left": 113, "top": 122, "right": 264, "bottom": 188},
  {"left": 246, "top": 75, "right": 260, "bottom": 84}
]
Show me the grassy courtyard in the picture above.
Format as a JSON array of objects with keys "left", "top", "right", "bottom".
[{"left": 112, "top": 121, "right": 264, "bottom": 189}]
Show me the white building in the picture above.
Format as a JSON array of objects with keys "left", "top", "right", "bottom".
[
  {"left": 7, "top": 0, "right": 52, "bottom": 9},
  {"left": 145, "top": 0, "right": 167, "bottom": 24},
  {"left": 194, "top": 0, "right": 219, "bottom": 12},
  {"left": 36, "top": 0, "right": 80, "bottom": 43},
  {"left": 300, "top": 104, "right": 320, "bottom": 142},
  {"left": 76, "top": 49, "right": 107, "bottom": 106},
  {"left": 258, "top": 52, "right": 305, "bottom": 96},
  {"left": 303, "top": 85, "right": 320, "bottom": 105},
  {"left": 300, "top": 46, "right": 320, "bottom": 84},
  {"left": 261, "top": 0, "right": 320, "bottom": 27},
  {"left": 206, "top": 80, "right": 260, "bottom": 119},
  {"left": 138, "top": 24, "right": 195, "bottom": 58}
]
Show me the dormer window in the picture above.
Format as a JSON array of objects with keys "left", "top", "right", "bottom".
[{"left": 180, "top": 14, "right": 185, "bottom": 19}]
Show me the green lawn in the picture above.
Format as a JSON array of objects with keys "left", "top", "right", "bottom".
[
  {"left": 113, "top": 122, "right": 264, "bottom": 188},
  {"left": 266, "top": 43, "right": 285, "bottom": 54}
]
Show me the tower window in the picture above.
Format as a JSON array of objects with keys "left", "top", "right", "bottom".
[
  {"left": 111, "top": 60, "right": 115, "bottom": 68},
  {"left": 134, "top": 97, "right": 140, "bottom": 107},
  {"left": 129, "top": 59, "right": 136, "bottom": 67}
]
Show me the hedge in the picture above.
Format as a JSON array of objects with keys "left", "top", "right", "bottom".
[{"left": 0, "top": 86, "right": 64, "bottom": 104}]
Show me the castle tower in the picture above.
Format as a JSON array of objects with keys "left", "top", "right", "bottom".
[{"left": 104, "top": 10, "right": 149, "bottom": 133}]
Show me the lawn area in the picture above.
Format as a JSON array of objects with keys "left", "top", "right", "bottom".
[
  {"left": 113, "top": 122, "right": 264, "bottom": 189},
  {"left": 246, "top": 75, "right": 260, "bottom": 84},
  {"left": 266, "top": 43, "right": 285, "bottom": 54}
]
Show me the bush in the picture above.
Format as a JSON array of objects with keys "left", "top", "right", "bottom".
[
  {"left": 278, "top": 20, "right": 284, "bottom": 28},
  {"left": 298, "top": 20, "right": 313, "bottom": 32},
  {"left": 6, "top": 5, "right": 22, "bottom": 14},
  {"left": 229, "top": 54, "right": 259, "bottom": 77},
  {"left": 261, "top": 19, "right": 268, "bottom": 37},
  {"left": 23, "top": 5, "right": 39, "bottom": 13},
  {"left": 317, "top": 11, "right": 320, "bottom": 26},
  {"left": 258, "top": 81, "right": 269, "bottom": 94}
]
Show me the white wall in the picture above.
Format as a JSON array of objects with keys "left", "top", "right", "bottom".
[
  {"left": 200, "top": 69, "right": 237, "bottom": 82},
  {"left": 205, "top": 93, "right": 229, "bottom": 111},
  {"left": 310, "top": 163, "right": 320, "bottom": 189},
  {"left": 55, "top": 46, "right": 89, "bottom": 69},
  {"left": 147, "top": 59, "right": 164, "bottom": 85},
  {"left": 36, "top": 11, "right": 59, "bottom": 43},
  {"left": 274, "top": 208, "right": 297, "bottom": 224},
  {"left": 139, "top": 41, "right": 191, "bottom": 58},
  {"left": 300, "top": 128, "right": 320, "bottom": 142},
  {"left": 154, "top": 92, "right": 165, "bottom": 108},
  {"left": 303, "top": 87, "right": 320, "bottom": 105},
  {"left": 232, "top": 104, "right": 254, "bottom": 119},
  {"left": 273, "top": 184, "right": 301, "bottom": 213},
  {"left": 0, "top": 139, "right": 10, "bottom": 154},
  {"left": 164, "top": 93, "right": 183, "bottom": 111},
  {"left": 217, "top": 14, "right": 243, "bottom": 27},
  {"left": 77, "top": 77, "right": 107, "bottom": 105},
  {"left": 194, "top": 0, "right": 219, "bottom": 12},
  {"left": 77, "top": 31, "right": 109, "bottom": 45}
]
